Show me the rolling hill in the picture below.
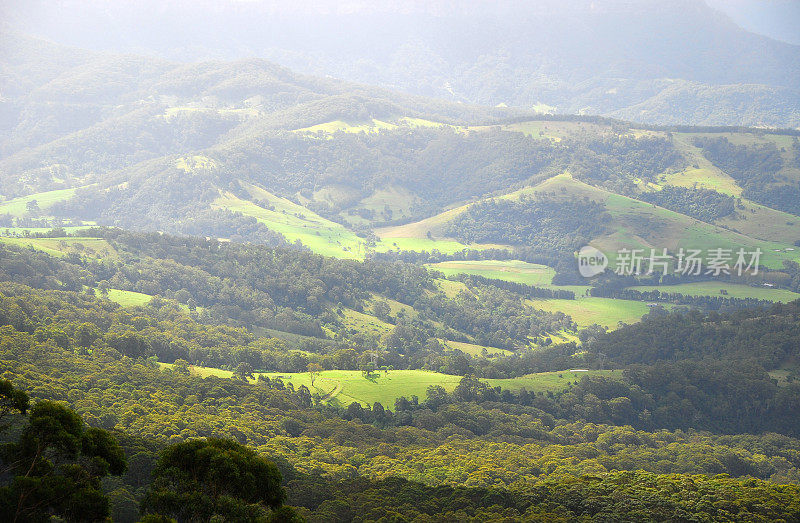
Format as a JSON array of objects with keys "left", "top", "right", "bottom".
[{"left": 2, "top": 34, "right": 800, "bottom": 334}]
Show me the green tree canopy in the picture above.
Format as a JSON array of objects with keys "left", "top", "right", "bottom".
[
  {"left": 0, "top": 400, "right": 126, "bottom": 522},
  {"left": 141, "top": 438, "right": 287, "bottom": 521}
]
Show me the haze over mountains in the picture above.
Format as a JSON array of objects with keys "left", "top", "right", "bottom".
[{"left": 3, "top": 0, "right": 800, "bottom": 128}]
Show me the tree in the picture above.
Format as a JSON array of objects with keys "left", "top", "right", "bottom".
[
  {"left": 172, "top": 359, "right": 191, "bottom": 376},
  {"left": 25, "top": 200, "right": 39, "bottom": 215},
  {"left": 425, "top": 385, "right": 449, "bottom": 411},
  {"left": 373, "top": 301, "right": 392, "bottom": 322},
  {"left": 372, "top": 402, "right": 386, "bottom": 422},
  {"left": 452, "top": 374, "right": 490, "bottom": 402},
  {"left": 307, "top": 363, "right": 323, "bottom": 388},
  {"left": 578, "top": 324, "right": 607, "bottom": 347},
  {"left": 360, "top": 361, "right": 376, "bottom": 378},
  {"left": 346, "top": 402, "right": 364, "bottom": 421},
  {"left": 0, "top": 400, "right": 126, "bottom": 522},
  {"left": 141, "top": 438, "right": 287, "bottom": 521},
  {"left": 174, "top": 289, "right": 192, "bottom": 304},
  {"left": 74, "top": 322, "right": 101, "bottom": 348},
  {"left": 233, "top": 362, "right": 254, "bottom": 381},
  {"left": 0, "top": 379, "right": 29, "bottom": 427}
]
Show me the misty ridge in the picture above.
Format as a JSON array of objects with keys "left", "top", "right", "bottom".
[{"left": 3, "top": 0, "right": 800, "bottom": 127}]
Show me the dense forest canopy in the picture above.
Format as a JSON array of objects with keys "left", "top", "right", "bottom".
[{"left": 0, "top": 273, "right": 800, "bottom": 519}]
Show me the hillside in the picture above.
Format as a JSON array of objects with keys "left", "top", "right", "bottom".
[
  {"left": 2, "top": 246, "right": 800, "bottom": 519},
  {"left": 3, "top": 36, "right": 800, "bottom": 334}
]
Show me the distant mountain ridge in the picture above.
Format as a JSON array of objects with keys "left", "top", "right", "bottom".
[{"left": 3, "top": 0, "right": 800, "bottom": 127}]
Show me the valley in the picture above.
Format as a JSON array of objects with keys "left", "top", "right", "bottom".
[
  {"left": 2, "top": 12, "right": 800, "bottom": 520},
  {"left": 4, "top": 116, "right": 800, "bottom": 339}
]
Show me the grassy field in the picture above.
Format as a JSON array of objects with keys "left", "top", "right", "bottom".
[
  {"left": 487, "top": 369, "right": 620, "bottom": 393},
  {"left": 164, "top": 106, "right": 259, "bottom": 122},
  {"left": 160, "top": 363, "right": 618, "bottom": 408},
  {"left": 368, "top": 296, "right": 416, "bottom": 320},
  {"left": 175, "top": 155, "right": 218, "bottom": 173},
  {"left": 628, "top": 282, "right": 800, "bottom": 303},
  {"left": 426, "top": 260, "right": 556, "bottom": 286},
  {"left": 344, "top": 186, "right": 421, "bottom": 226},
  {"left": 714, "top": 199, "right": 800, "bottom": 245},
  {"left": 256, "top": 368, "right": 615, "bottom": 408},
  {"left": 665, "top": 134, "right": 743, "bottom": 196},
  {"left": 398, "top": 117, "right": 456, "bottom": 129},
  {"left": 767, "top": 368, "right": 798, "bottom": 386},
  {"left": 434, "top": 278, "right": 470, "bottom": 299},
  {"left": 293, "top": 117, "right": 469, "bottom": 136},
  {"left": 375, "top": 236, "right": 479, "bottom": 254},
  {"left": 600, "top": 191, "right": 798, "bottom": 268},
  {"left": 499, "top": 120, "right": 612, "bottom": 142},
  {"left": 374, "top": 202, "right": 509, "bottom": 255},
  {"left": 293, "top": 119, "right": 398, "bottom": 135},
  {"left": 442, "top": 340, "right": 513, "bottom": 357},
  {"left": 0, "top": 236, "right": 114, "bottom": 257},
  {"left": 523, "top": 173, "right": 799, "bottom": 269},
  {"left": 104, "top": 288, "right": 153, "bottom": 307},
  {"left": 0, "top": 226, "right": 95, "bottom": 235},
  {"left": 0, "top": 187, "right": 82, "bottom": 216},
  {"left": 527, "top": 297, "right": 653, "bottom": 329},
  {"left": 663, "top": 133, "right": 799, "bottom": 245},
  {"left": 292, "top": 117, "right": 618, "bottom": 143},
  {"left": 212, "top": 187, "right": 365, "bottom": 259},
  {"left": 340, "top": 308, "right": 394, "bottom": 336},
  {"left": 547, "top": 331, "right": 581, "bottom": 345},
  {"left": 375, "top": 203, "right": 470, "bottom": 239}
]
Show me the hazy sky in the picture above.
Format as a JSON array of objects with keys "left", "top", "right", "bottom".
[
  {"left": 707, "top": 0, "right": 800, "bottom": 45},
  {"left": 2, "top": 0, "right": 799, "bottom": 47}
]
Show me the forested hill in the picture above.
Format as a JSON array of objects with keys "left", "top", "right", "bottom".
[
  {"left": 0, "top": 30, "right": 515, "bottom": 157},
  {"left": 2, "top": 246, "right": 800, "bottom": 519},
  {"left": 2, "top": 33, "right": 800, "bottom": 265},
  {"left": 3, "top": 32, "right": 800, "bottom": 342},
  {"left": 590, "top": 301, "right": 800, "bottom": 368},
  {"left": 0, "top": 229, "right": 574, "bottom": 355}
]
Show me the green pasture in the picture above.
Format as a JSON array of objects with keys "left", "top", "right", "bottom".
[
  {"left": 0, "top": 187, "right": 81, "bottom": 217},
  {"left": 160, "top": 363, "right": 620, "bottom": 409},
  {"left": 487, "top": 369, "right": 621, "bottom": 393},
  {"left": 443, "top": 340, "right": 513, "bottom": 357},
  {"left": 426, "top": 260, "right": 556, "bottom": 286},
  {"left": 0, "top": 236, "right": 114, "bottom": 258},
  {"left": 257, "top": 368, "right": 615, "bottom": 408},
  {"left": 433, "top": 278, "right": 470, "bottom": 299},
  {"left": 628, "top": 281, "right": 800, "bottom": 303},
  {"left": 104, "top": 288, "right": 154, "bottom": 307},
  {"left": 340, "top": 308, "right": 394, "bottom": 336},
  {"left": 527, "top": 297, "right": 653, "bottom": 329},
  {"left": 293, "top": 119, "right": 398, "bottom": 135},
  {"left": 212, "top": 189, "right": 365, "bottom": 259}
]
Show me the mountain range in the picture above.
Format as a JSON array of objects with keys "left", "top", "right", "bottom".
[{"left": 3, "top": 0, "right": 800, "bottom": 127}]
